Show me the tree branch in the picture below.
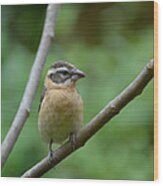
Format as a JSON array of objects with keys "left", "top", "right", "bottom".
[
  {"left": 22, "top": 59, "right": 154, "bottom": 178},
  {"left": 1, "top": 4, "right": 59, "bottom": 168}
]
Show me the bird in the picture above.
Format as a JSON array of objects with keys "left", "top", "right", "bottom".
[{"left": 38, "top": 60, "right": 85, "bottom": 160}]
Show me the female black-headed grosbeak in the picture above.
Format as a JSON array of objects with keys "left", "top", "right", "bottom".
[{"left": 38, "top": 60, "right": 85, "bottom": 158}]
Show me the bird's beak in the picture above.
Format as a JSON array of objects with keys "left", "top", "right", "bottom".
[
  {"left": 71, "top": 68, "right": 86, "bottom": 81},
  {"left": 74, "top": 69, "right": 85, "bottom": 78}
]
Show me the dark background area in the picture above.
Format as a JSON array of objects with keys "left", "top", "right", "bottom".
[{"left": 1, "top": 2, "right": 154, "bottom": 180}]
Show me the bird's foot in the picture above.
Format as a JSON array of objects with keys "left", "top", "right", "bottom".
[
  {"left": 48, "top": 150, "right": 54, "bottom": 164},
  {"left": 48, "top": 138, "right": 54, "bottom": 164},
  {"left": 69, "top": 133, "right": 77, "bottom": 151}
]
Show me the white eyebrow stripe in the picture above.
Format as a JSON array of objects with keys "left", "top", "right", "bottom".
[
  {"left": 55, "top": 67, "right": 69, "bottom": 72},
  {"left": 47, "top": 67, "right": 70, "bottom": 76}
]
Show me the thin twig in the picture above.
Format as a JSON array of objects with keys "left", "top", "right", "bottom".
[
  {"left": 1, "top": 4, "right": 59, "bottom": 168},
  {"left": 22, "top": 59, "right": 154, "bottom": 178}
]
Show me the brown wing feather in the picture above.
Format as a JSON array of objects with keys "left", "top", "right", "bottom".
[{"left": 38, "top": 86, "right": 47, "bottom": 112}]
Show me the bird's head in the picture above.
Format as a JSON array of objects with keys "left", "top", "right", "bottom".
[{"left": 46, "top": 60, "right": 85, "bottom": 87}]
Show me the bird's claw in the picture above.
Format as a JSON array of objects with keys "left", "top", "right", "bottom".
[
  {"left": 69, "top": 133, "right": 77, "bottom": 151},
  {"left": 48, "top": 150, "right": 54, "bottom": 164}
]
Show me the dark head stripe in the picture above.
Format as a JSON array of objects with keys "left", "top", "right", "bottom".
[{"left": 50, "top": 61, "right": 75, "bottom": 70}]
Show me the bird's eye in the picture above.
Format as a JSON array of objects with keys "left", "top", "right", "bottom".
[{"left": 60, "top": 70, "right": 69, "bottom": 75}]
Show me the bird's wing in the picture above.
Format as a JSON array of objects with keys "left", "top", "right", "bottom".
[{"left": 38, "top": 86, "right": 47, "bottom": 112}]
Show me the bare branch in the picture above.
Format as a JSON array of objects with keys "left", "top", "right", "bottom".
[
  {"left": 1, "top": 4, "right": 59, "bottom": 168},
  {"left": 22, "top": 59, "right": 154, "bottom": 178}
]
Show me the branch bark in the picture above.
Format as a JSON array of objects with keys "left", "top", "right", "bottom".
[
  {"left": 1, "top": 4, "right": 59, "bottom": 168},
  {"left": 22, "top": 59, "right": 154, "bottom": 178}
]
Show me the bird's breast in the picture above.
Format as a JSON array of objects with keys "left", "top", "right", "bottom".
[{"left": 38, "top": 87, "right": 83, "bottom": 143}]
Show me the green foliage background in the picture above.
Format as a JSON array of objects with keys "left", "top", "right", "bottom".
[{"left": 1, "top": 2, "right": 154, "bottom": 180}]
